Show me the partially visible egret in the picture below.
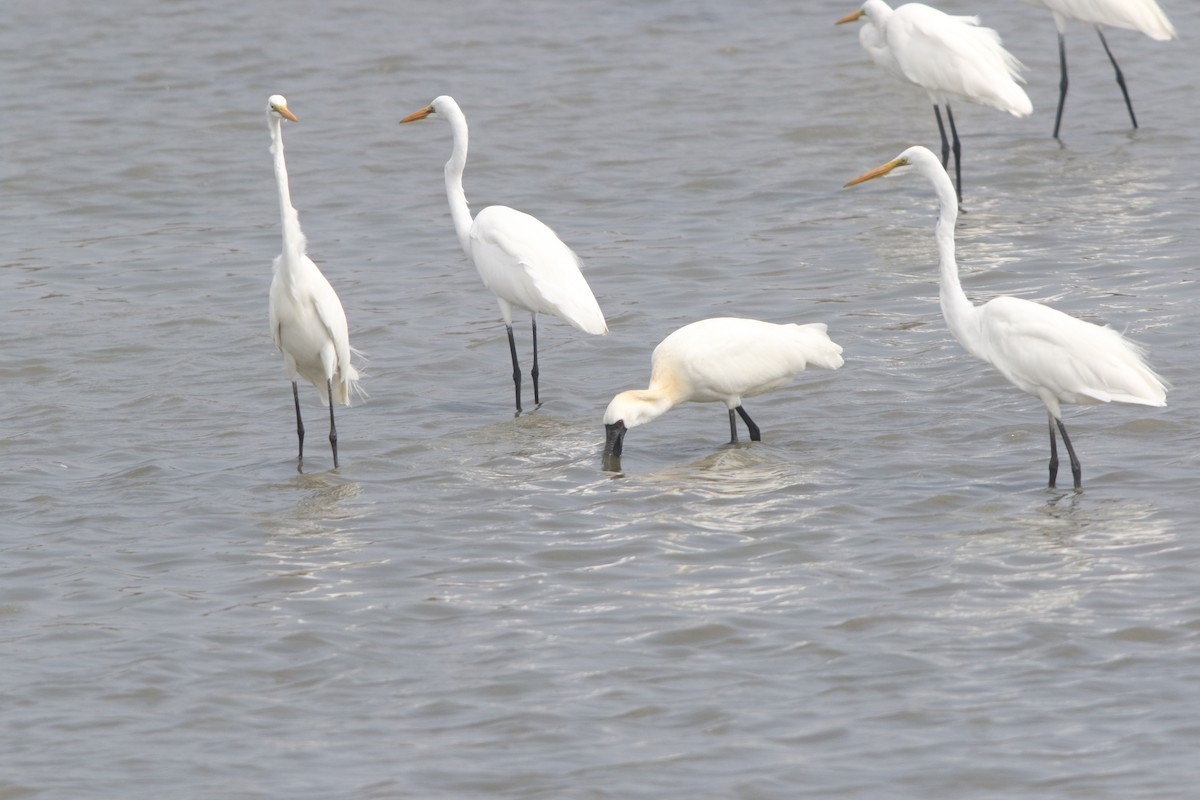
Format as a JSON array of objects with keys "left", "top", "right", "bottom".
[
  {"left": 845, "top": 145, "right": 1166, "bottom": 490},
  {"left": 1021, "top": 0, "right": 1176, "bottom": 138},
  {"left": 602, "top": 317, "right": 844, "bottom": 458},
  {"left": 266, "top": 95, "right": 362, "bottom": 471},
  {"left": 837, "top": 1, "right": 1032, "bottom": 205},
  {"left": 400, "top": 95, "right": 607, "bottom": 414}
]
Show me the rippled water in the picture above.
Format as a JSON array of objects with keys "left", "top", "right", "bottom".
[{"left": 3, "top": 1, "right": 1199, "bottom": 797}]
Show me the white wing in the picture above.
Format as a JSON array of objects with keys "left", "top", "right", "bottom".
[
  {"left": 888, "top": 5, "right": 1032, "bottom": 116},
  {"left": 978, "top": 296, "right": 1166, "bottom": 414},
  {"left": 469, "top": 205, "right": 607, "bottom": 334}
]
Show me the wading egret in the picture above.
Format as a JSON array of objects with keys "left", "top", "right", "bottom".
[
  {"left": 266, "top": 95, "right": 362, "bottom": 471},
  {"left": 837, "top": 1, "right": 1032, "bottom": 206},
  {"left": 602, "top": 317, "right": 844, "bottom": 459},
  {"left": 845, "top": 145, "right": 1166, "bottom": 490},
  {"left": 400, "top": 95, "right": 607, "bottom": 414},
  {"left": 1021, "top": 0, "right": 1176, "bottom": 138}
]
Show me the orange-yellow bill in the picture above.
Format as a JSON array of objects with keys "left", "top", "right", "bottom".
[
  {"left": 836, "top": 9, "right": 865, "bottom": 25},
  {"left": 400, "top": 106, "right": 433, "bottom": 124},
  {"left": 844, "top": 157, "right": 909, "bottom": 188},
  {"left": 274, "top": 103, "right": 298, "bottom": 123}
]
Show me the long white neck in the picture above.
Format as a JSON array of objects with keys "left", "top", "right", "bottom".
[
  {"left": 925, "top": 158, "right": 983, "bottom": 359},
  {"left": 269, "top": 115, "right": 306, "bottom": 268},
  {"left": 441, "top": 103, "right": 475, "bottom": 257}
]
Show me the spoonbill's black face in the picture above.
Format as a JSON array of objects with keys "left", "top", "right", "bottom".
[{"left": 604, "top": 421, "right": 627, "bottom": 456}]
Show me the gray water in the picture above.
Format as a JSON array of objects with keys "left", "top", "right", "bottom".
[{"left": 3, "top": 1, "right": 1199, "bottom": 797}]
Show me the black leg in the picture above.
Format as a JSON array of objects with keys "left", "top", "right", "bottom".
[
  {"left": 1053, "top": 32, "right": 1069, "bottom": 139},
  {"left": 327, "top": 378, "right": 339, "bottom": 469},
  {"left": 1097, "top": 28, "right": 1137, "bottom": 130},
  {"left": 728, "top": 408, "right": 739, "bottom": 443},
  {"left": 505, "top": 323, "right": 522, "bottom": 413},
  {"left": 735, "top": 405, "right": 761, "bottom": 442},
  {"left": 292, "top": 381, "right": 305, "bottom": 472},
  {"left": 1055, "top": 418, "right": 1083, "bottom": 491},
  {"left": 933, "top": 104, "right": 950, "bottom": 169},
  {"left": 945, "top": 103, "right": 963, "bottom": 206},
  {"left": 530, "top": 316, "right": 540, "bottom": 407},
  {"left": 1047, "top": 414, "right": 1059, "bottom": 488}
]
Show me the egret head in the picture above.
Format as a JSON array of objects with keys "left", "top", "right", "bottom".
[
  {"left": 267, "top": 95, "right": 297, "bottom": 123},
  {"left": 845, "top": 152, "right": 916, "bottom": 187},
  {"left": 401, "top": 95, "right": 460, "bottom": 125},
  {"left": 837, "top": 1, "right": 891, "bottom": 26}
]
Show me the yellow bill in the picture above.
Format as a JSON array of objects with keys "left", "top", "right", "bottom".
[
  {"left": 845, "top": 157, "right": 909, "bottom": 187},
  {"left": 273, "top": 103, "right": 298, "bottom": 123},
  {"left": 400, "top": 106, "right": 434, "bottom": 124}
]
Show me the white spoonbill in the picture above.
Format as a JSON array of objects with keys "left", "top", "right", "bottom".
[
  {"left": 836, "top": 1, "right": 1031, "bottom": 206},
  {"left": 400, "top": 95, "right": 607, "bottom": 414},
  {"left": 602, "top": 317, "right": 844, "bottom": 458},
  {"left": 845, "top": 145, "right": 1166, "bottom": 490},
  {"left": 266, "top": 95, "right": 363, "bottom": 471},
  {"left": 1021, "top": 0, "right": 1176, "bottom": 138}
]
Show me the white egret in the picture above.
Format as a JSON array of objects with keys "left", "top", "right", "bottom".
[
  {"left": 837, "top": 1, "right": 1032, "bottom": 206},
  {"left": 1021, "top": 0, "right": 1176, "bottom": 138},
  {"left": 400, "top": 95, "right": 607, "bottom": 414},
  {"left": 602, "top": 317, "right": 844, "bottom": 458},
  {"left": 845, "top": 145, "right": 1166, "bottom": 490},
  {"left": 266, "top": 95, "right": 362, "bottom": 471}
]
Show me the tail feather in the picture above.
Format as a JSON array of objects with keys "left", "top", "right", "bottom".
[
  {"left": 332, "top": 348, "right": 368, "bottom": 406},
  {"left": 792, "top": 323, "right": 846, "bottom": 371}
]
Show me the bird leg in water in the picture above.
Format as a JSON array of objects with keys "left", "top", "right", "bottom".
[
  {"left": 934, "top": 105, "right": 964, "bottom": 206},
  {"left": 1047, "top": 414, "right": 1059, "bottom": 487},
  {"left": 1056, "top": 417, "right": 1082, "bottom": 491},
  {"left": 945, "top": 104, "right": 962, "bottom": 206},
  {"left": 736, "top": 406, "right": 762, "bottom": 442},
  {"left": 728, "top": 409, "right": 740, "bottom": 443},
  {"left": 933, "top": 105, "right": 950, "bottom": 171},
  {"left": 1097, "top": 28, "right": 1137, "bottom": 130},
  {"left": 1053, "top": 32, "right": 1070, "bottom": 139},
  {"left": 531, "top": 316, "right": 540, "bottom": 406},
  {"left": 327, "top": 378, "right": 339, "bottom": 469},
  {"left": 292, "top": 381, "right": 305, "bottom": 472},
  {"left": 1048, "top": 414, "right": 1082, "bottom": 491},
  {"left": 505, "top": 323, "right": 522, "bottom": 413}
]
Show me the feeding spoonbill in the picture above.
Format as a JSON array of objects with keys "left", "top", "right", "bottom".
[
  {"left": 266, "top": 95, "right": 363, "bottom": 471},
  {"left": 836, "top": 1, "right": 1031, "bottom": 206},
  {"left": 400, "top": 95, "right": 607, "bottom": 414},
  {"left": 602, "top": 317, "right": 844, "bottom": 458},
  {"left": 1020, "top": 0, "right": 1176, "bottom": 138},
  {"left": 845, "top": 145, "right": 1166, "bottom": 490}
]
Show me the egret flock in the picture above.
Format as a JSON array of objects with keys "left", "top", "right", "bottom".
[{"left": 265, "top": 0, "right": 1175, "bottom": 489}]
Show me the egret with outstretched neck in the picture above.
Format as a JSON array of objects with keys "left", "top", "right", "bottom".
[
  {"left": 845, "top": 145, "right": 1166, "bottom": 490},
  {"left": 603, "top": 317, "right": 844, "bottom": 460},
  {"left": 266, "top": 95, "right": 362, "bottom": 470},
  {"left": 401, "top": 95, "right": 607, "bottom": 414}
]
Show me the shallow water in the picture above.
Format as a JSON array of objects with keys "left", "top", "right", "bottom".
[{"left": 2, "top": 1, "right": 1199, "bottom": 797}]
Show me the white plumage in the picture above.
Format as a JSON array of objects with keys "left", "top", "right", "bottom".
[
  {"left": 1023, "top": 0, "right": 1175, "bottom": 40},
  {"left": 266, "top": 95, "right": 362, "bottom": 470},
  {"left": 838, "top": 1, "right": 1031, "bottom": 204},
  {"left": 603, "top": 318, "right": 844, "bottom": 456},
  {"left": 401, "top": 95, "right": 607, "bottom": 413},
  {"left": 846, "top": 145, "right": 1166, "bottom": 490},
  {"left": 1021, "top": 0, "right": 1176, "bottom": 137}
]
